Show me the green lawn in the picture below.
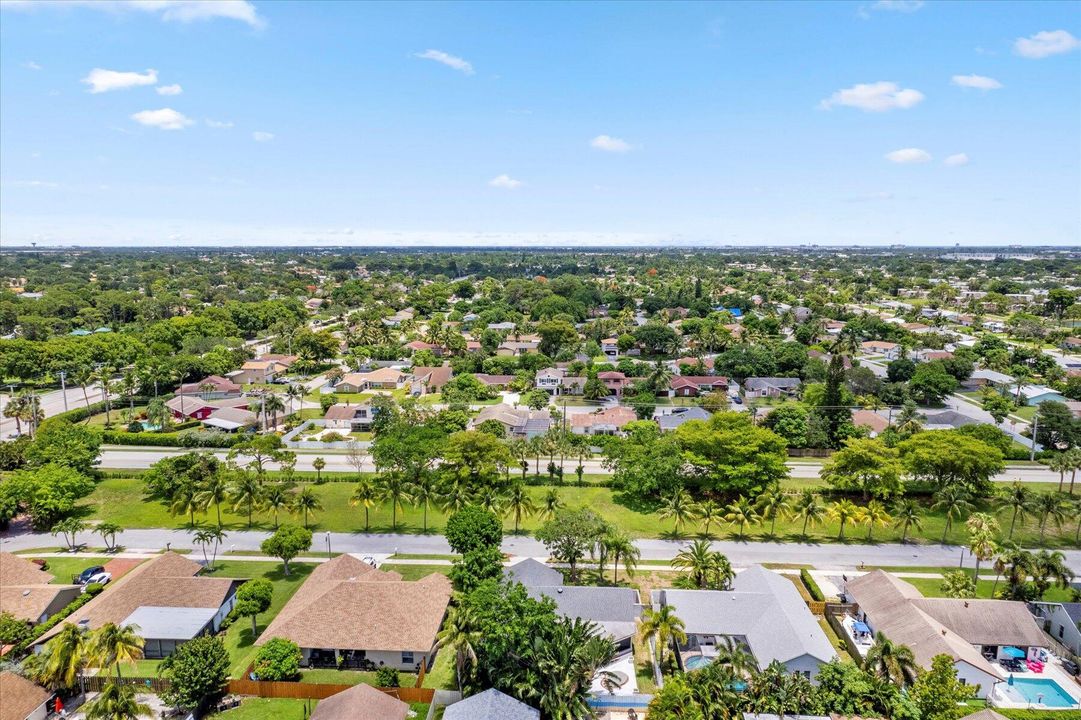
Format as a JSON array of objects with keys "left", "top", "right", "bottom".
[
  {"left": 78, "top": 477, "right": 1081, "bottom": 547},
  {"left": 37, "top": 556, "right": 104, "bottom": 584},
  {"left": 904, "top": 576, "right": 1075, "bottom": 603},
  {"left": 1011, "top": 405, "right": 1037, "bottom": 421},
  {"left": 298, "top": 668, "right": 417, "bottom": 686},
  {"left": 422, "top": 649, "right": 456, "bottom": 690},
  {"left": 209, "top": 698, "right": 314, "bottom": 720},
  {"left": 379, "top": 563, "right": 451, "bottom": 581}
]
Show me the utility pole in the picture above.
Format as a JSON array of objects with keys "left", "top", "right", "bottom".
[
  {"left": 1030, "top": 413, "right": 1039, "bottom": 462},
  {"left": 59, "top": 370, "right": 69, "bottom": 412}
]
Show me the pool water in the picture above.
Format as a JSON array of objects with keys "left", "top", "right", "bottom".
[
  {"left": 1009, "top": 677, "right": 1078, "bottom": 708},
  {"left": 685, "top": 655, "right": 713, "bottom": 670}
]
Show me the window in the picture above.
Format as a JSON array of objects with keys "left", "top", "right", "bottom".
[
  {"left": 402, "top": 651, "right": 414, "bottom": 665},
  {"left": 1060, "top": 626, "right": 1065, "bottom": 639}
]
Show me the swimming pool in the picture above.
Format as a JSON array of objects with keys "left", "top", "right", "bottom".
[
  {"left": 685, "top": 655, "right": 713, "bottom": 670},
  {"left": 1008, "top": 677, "right": 1079, "bottom": 708}
]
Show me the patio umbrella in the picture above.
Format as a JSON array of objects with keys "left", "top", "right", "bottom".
[
  {"left": 1002, "top": 646, "right": 1025, "bottom": 659},
  {"left": 1008, "top": 674, "right": 1014, "bottom": 685}
]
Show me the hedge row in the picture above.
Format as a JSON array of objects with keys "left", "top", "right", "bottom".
[
  {"left": 49, "top": 396, "right": 155, "bottom": 425},
  {"left": 801, "top": 569, "right": 825, "bottom": 602},
  {"left": 100, "top": 430, "right": 242, "bottom": 448},
  {"left": 15, "top": 590, "right": 96, "bottom": 654},
  {"left": 995, "top": 711, "right": 1081, "bottom": 720}
]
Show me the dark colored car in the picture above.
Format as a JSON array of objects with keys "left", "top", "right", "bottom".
[
  {"left": 1063, "top": 659, "right": 1079, "bottom": 676},
  {"left": 76, "top": 565, "right": 105, "bottom": 584}
]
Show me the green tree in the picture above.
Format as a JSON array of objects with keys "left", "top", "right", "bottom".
[
  {"left": 940, "top": 569, "right": 976, "bottom": 599},
  {"left": 349, "top": 479, "right": 378, "bottom": 532},
  {"left": 724, "top": 495, "right": 759, "bottom": 540},
  {"left": 26, "top": 419, "right": 102, "bottom": 474},
  {"left": 603, "top": 421, "right": 685, "bottom": 500},
  {"left": 34, "top": 623, "right": 87, "bottom": 690},
  {"left": 822, "top": 437, "right": 904, "bottom": 500},
  {"left": 756, "top": 487, "right": 791, "bottom": 537},
  {"left": 233, "top": 578, "right": 273, "bottom": 635},
  {"left": 503, "top": 482, "right": 536, "bottom": 533},
  {"left": 450, "top": 546, "right": 504, "bottom": 593},
  {"left": 159, "top": 635, "right": 230, "bottom": 712},
  {"left": 260, "top": 524, "right": 312, "bottom": 576},
  {"left": 290, "top": 486, "right": 323, "bottom": 528},
  {"left": 535, "top": 508, "right": 608, "bottom": 582},
  {"left": 675, "top": 412, "right": 789, "bottom": 497},
  {"left": 83, "top": 681, "right": 152, "bottom": 720},
  {"left": 861, "top": 499, "right": 892, "bottom": 541},
  {"left": 52, "top": 516, "right": 88, "bottom": 551},
  {"left": 376, "top": 473, "right": 412, "bottom": 530},
  {"left": 908, "top": 361, "right": 959, "bottom": 405},
  {"left": 793, "top": 490, "right": 827, "bottom": 538},
  {"left": 95, "top": 521, "right": 123, "bottom": 552},
  {"left": 672, "top": 540, "right": 734, "bottom": 590},
  {"left": 695, "top": 499, "right": 725, "bottom": 537},
  {"left": 229, "top": 470, "right": 264, "bottom": 528},
  {"left": 998, "top": 481, "right": 1033, "bottom": 539},
  {"left": 1034, "top": 492, "right": 1069, "bottom": 543},
  {"left": 829, "top": 499, "right": 860, "bottom": 540},
  {"left": 88, "top": 622, "right": 145, "bottom": 680},
  {"left": 863, "top": 632, "right": 917, "bottom": 688},
  {"left": 932, "top": 486, "right": 974, "bottom": 543},
  {"left": 909, "top": 654, "right": 974, "bottom": 720},
  {"left": 435, "top": 605, "right": 480, "bottom": 693},
  {"left": 263, "top": 483, "right": 291, "bottom": 529},
  {"left": 980, "top": 389, "right": 1013, "bottom": 424},
  {"left": 659, "top": 488, "right": 696, "bottom": 536},
  {"left": 312, "top": 456, "right": 326, "bottom": 483},
  {"left": 900, "top": 431, "right": 1004, "bottom": 496},
  {"left": 445, "top": 505, "right": 503, "bottom": 554},
  {"left": 966, "top": 512, "right": 999, "bottom": 579},
  {"left": 194, "top": 469, "right": 230, "bottom": 529},
  {"left": 190, "top": 525, "right": 226, "bottom": 570},
  {"left": 604, "top": 531, "right": 639, "bottom": 584},
  {"left": 639, "top": 605, "right": 686, "bottom": 668},
  {"left": 253, "top": 637, "right": 301, "bottom": 681}
]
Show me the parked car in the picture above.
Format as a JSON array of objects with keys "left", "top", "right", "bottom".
[
  {"left": 1063, "top": 658, "right": 1079, "bottom": 676},
  {"left": 76, "top": 565, "right": 105, "bottom": 585},
  {"left": 81, "top": 571, "right": 111, "bottom": 592}
]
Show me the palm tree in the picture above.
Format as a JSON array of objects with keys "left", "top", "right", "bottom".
[
  {"left": 88, "top": 622, "right": 145, "bottom": 680},
  {"left": 932, "top": 486, "right": 974, "bottom": 543},
  {"left": 291, "top": 486, "right": 323, "bottom": 528},
  {"left": 713, "top": 635, "right": 757, "bottom": 678},
  {"left": 829, "top": 499, "right": 860, "bottom": 540},
  {"left": 52, "top": 517, "right": 87, "bottom": 552},
  {"left": 861, "top": 500, "right": 891, "bottom": 542},
  {"left": 647, "top": 360, "right": 673, "bottom": 394},
  {"left": 83, "top": 681, "right": 152, "bottom": 720},
  {"left": 410, "top": 474, "right": 441, "bottom": 533},
  {"left": 539, "top": 487, "right": 564, "bottom": 521},
  {"left": 312, "top": 457, "right": 326, "bottom": 482},
  {"left": 194, "top": 470, "right": 231, "bottom": 529},
  {"left": 659, "top": 488, "right": 696, "bottom": 536},
  {"left": 285, "top": 383, "right": 304, "bottom": 416},
  {"left": 264, "top": 483, "right": 291, "bottom": 529},
  {"left": 605, "top": 532, "right": 638, "bottom": 583},
  {"left": 191, "top": 525, "right": 226, "bottom": 570},
  {"left": 998, "top": 482, "right": 1033, "bottom": 539},
  {"left": 34, "top": 623, "right": 87, "bottom": 690},
  {"left": 439, "top": 479, "right": 473, "bottom": 514},
  {"left": 1049, "top": 452, "right": 1073, "bottom": 493},
  {"left": 169, "top": 483, "right": 201, "bottom": 528},
  {"left": 725, "top": 496, "right": 759, "bottom": 540},
  {"left": 435, "top": 605, "right": 480, "bottom": 694},
  {"left": 639, "top": 605, "right": 686, "bottom": 668},
  {"left": 95, "top": 366, "right": 115, "bottom": 427},
  {"left": 864, "top": 632, "right": 917, "bottom": 688},
  {"left": 506, "top": 437, "right": 530, "bottom": 482},
  {"left": 793, "top": 491, "right": 827, "bottom": 538},
  {"left": 475, "top": 487, "right": 505, "bottom": 516},
  {"left": 229, "top": 471, "right": 264, "bottom": 528},
  {"left": 891, "top": 498, "right": 923, "bottom": 544},
  {"left": 263, "top": 393, "right": 285, "bottom": 430},
  {"left": 377, "top": 473, "right": 412, "bottom": 530},
  {"left": 1033, "top": 549, "right": 1073, "bottom": 597},
  {"left": 350, "top": 480, "right": 378, "bottom": 531},
  {"left": 756, "top": 487, "right": 791, "bottom": 538},
  {"left": 504, "top": 482, "right": 536, "bottom": 533},
  {"left": 966, "top": 513, "right": 999, "bottom": 580},
  {"left": 145, "top": 397, "right": 170, "bottom": 431},
  {"left": 695, "top": 500, "right": 725, "bottom": 537},
  {"left": 96, "top": 522, "right": 123, "bottom": 552},
  {"left": 673, "top": 540, "right": 730, "bottom": 590},
  {"left": 991, "top": 542, "right": 1025, "bottom": 598},
  {"left": 1064, "top": 447, "right": 1081, "bottom": 495},
  {"left": 1033, "top": 493, "right": 1069, "bottom": 543}
]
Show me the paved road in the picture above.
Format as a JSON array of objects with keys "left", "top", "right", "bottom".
[
  {"left": 2, "top": 526, "right": 1077, "bottom": 573},
  {"left": 97, "top": 447, "right": 1065, "bottom": 484},
  {"left": 1, "top": 386, "right": 111, "bottom": 438}
]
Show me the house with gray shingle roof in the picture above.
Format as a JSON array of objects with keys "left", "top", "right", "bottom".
[
  {"left": 651, "top": 565, "right": 836, "bottom": 682},
  {"left": 504, "top": 558, "right": 563, "bottom": 587},
  {"left": 444, "top": 688, "right": 540, "bottom": 720},
  {"left": 658, "top": 406, "right": 712, "bottom": 431}
]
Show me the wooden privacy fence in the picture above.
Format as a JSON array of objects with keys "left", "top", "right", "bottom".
[
  {"left": 83, "top": 676, "right": 172, "bottom": 693},
  {"left": 226, "top": 679, "right": 434, "bottom": 703}
]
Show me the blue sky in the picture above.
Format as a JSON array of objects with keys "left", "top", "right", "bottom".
[{"left": 1, "top": 0, "right": 1078, "bottom": 247}]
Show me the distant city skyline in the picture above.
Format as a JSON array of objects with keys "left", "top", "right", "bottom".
[{"left": 1, "top": 0, "right": 1079, "bottom": 247}]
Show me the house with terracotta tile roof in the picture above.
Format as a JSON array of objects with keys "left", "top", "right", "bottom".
[
  {"left": 669, "top": 376, "right": 729, "bottom": 397},
  {"left": 411, "top": 366, "right": 453, "bottom": 395},
  {"left": 334, "top": 368, "right": 409, "bottom": 393},
  {"left": 0, "top": 553, "right": 81, "bottom": 625},
  {"left": 257, "top": 554, "right": 451, "bottom": 672},
  {"left": 177, "top": 375, "right": 242, "bottom": 398},
  {"left": 570, "top": 406, "right": 637, "bottom": 436}
]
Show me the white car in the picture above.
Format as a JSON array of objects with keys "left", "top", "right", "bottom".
[{"left": 82, "top": 571, "right": 111, "bottom": 590}]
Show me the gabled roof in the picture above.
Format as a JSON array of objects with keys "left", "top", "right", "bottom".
[
  {"left": 412, "top": 366, "right": 453, "bottom": 387},
  {"left": 0, "top": 584, "right": 79, "bottom": 623},
  {"left": 570, "top": 406, "right": 636, "bottom": 428},
  {"left": 0, "top": 552, "right": 53, "bottom": 585},
  {"left": 744, "top": 377, "right": 801, "bottom": 391},
  {"left": 503, "top": 558, "right": 564, "bottom": 587},
  {"left": 526, "top": 585, "right": 642, "bottom": 642},
  {"left": 258, "top": 554, "right": 451, "bottom": 653},
  {"left": 310, "top": 683, "right": 408, "bottom": 720},
  {"left": 444, "top": 689, "right": 540, "bottom": 720},
  {"left": 178, "top": 375, "right": 241, "bottom": 393},
  {"left": 0, "top": 671, "right": 50, "bottom": 720},
  {"left": 658, "top": 406, "right": 712, "bottom": 430},
  {"left": 324, "top": 403, "right": 369, "bottom": 421}
]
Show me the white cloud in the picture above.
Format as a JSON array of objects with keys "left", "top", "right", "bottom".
[
  {"left": 130, "top": 108, "right": 193, "bottom": 130},
  {"left": 414, "top": 49, "right": 474, "bottom": 75},
  {"left": 819, "top": 81, "right": 924, "bottom": 112},
  {"left": 871, "top": 0, "right": 924, "bottom": 11},
  {"left": 252, "top": 131, "right": 274, "bottom": 142},
  {"left": 488, "top": 174, "right": 522, "bottom": 189},
  {"left": 9, "top": 180, "right": 59, "bottom": 188},
  {"left": 1014, "top": 30, "right": 1080, "bottom": 59},
  {"left": 205, "top": 119, "right": 234, "bottom": 128},
  {"left": 156, "top": 83, "right": 183, "bottom": 95},
  {"left": 83, "top": 67, "right": 158, "bottom": 93},
  {"left": 22, "top": 60, "right": 42, "bottom": 70},
  {"left": 885, "top": 148, "right": 932, "bottom": 164},
  {"left": 590, "top": 135, "right": 632, "bottom": 153},
  {"left": 944, "top": 153, "right": 970, "bottom": 167},
  {"left": 1, "top": 1, "right": 264, "bottom": 28},
  {"left": 951, "top": 74, "right": 1002, "bottom": 90}
]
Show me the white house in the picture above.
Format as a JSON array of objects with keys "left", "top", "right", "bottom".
[{"left": 1030, "top": 602, "right": 1081, "bottom": 656}]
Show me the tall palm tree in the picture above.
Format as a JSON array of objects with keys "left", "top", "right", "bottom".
[
  {"left": 191, "top": 525, "right": 226, "bottom": 570},
  {"left": 1033, "top": 549, "right": 1073, "bottom": 597},
  {"left": 1049, "top": 452, "right": 1073, "bottom": 493},
  {"left": 377, "top": 473, "right": 412, "bottom": 530},
  {"left": 793, "top": 491, "right": 827, "bottom": 538},
  {"left": 285, "top": 384, "right": 305, "bottom": 416},
  {"left": 605, "top": 532, "right": 639, "bottom": 584},
  {"left": 475, "top": 487, "right": 506, "bottom": 516},
  {"left": 998, "top": 482, "right": 1033, "bottom": 539},
  {"left": 659, "top": 488, "right": 696, "bottom": 536},
  {"left": 263, "top": 483, "right": 291, "bottom": 529},
  {"left": 83, "top": 681, "right": 152, "bottom": 720},
  {"left": 829, "top": 499, "right": 860, "bottom": 540},
  {"left": 864, "top": 632, "right": 917, "bottom": 688},
  {"left": 88, "top": 622, "right": 145, "bottom": 680},
  {"left": 1034, "top": 492, "right": 1069, "bottom": 543},
  {"left": 291, "top": 486, "right": 323, "bottom": 529},
  {"left": 312, "top": 457, "right": 326, "bottom": 482},
  {"left": 263, "top": 393, "right": 285, "bottom": 430},
  {"left": 725, "top": 496, "right": 759, "bottom": 540},
  {"left": 229, "top": 471, "right": 264, "bottom": 528},
  {"left": 695, "top": 499, "right": 725, "bottom": 537},
  {"left": 713, "top": 635, "right": 757, "bottom": 678},
  {"left": 505, "top": 437, "right": 530, "bottom": 482},
  {"left": 539, "top": 487, "right": 563, "bottom": 521},
  {"left": 439, "top": 479, "right": 473, "bottom": 515},
  {"left": 145, "top": 397, "right": 170, "bottom": 431},
  {"left": 435, "top": 605, "right": 480, "bottom": 694},
  {"left": 756, "top": 487, "right": 791, "bottom": 538},
  {"left": 995, "top": 544, "right": 1036, "bottom": 600},
  {"left": 861, "top": 500, "right": 891, "bottom": 542},
  {"left": 639, "top": 605, "right": 686, "bottom": 668},
  {"left": 1064, "top": 447, "right": 1081, "bottom": 495},
  {"left": 350, "top": 479, "right": 378, "bottom": 532},
  {"left": 891, "top": 498, "right": 923, "bottom": 544},
  {"left": 169, "top": 483, "right": 201, "bottom": 528},
  {"left": 35, "top": 623, "right": 87, "bottom": 690},
  {"left": 673, "top": 540, "right": 733, "bottom": 590},
  {"left": 195, "top": 470, "right": 231, "bottom": 529},
  {"left": 648, "top": 360, "right": 673, "bottom": 394},
  {"left": 96, "top": 521, "right": 123, "bottom": 552},
  {"left": 410, "top": 474, "right": 441, "bottom": 533},
  {"left": 504, "top": 482, "right": 536, "bottom": 533},
  {"left": 966, "top": 513, "right": 999, "bottom": 580},
  {"left": 932, "top": 486, "right": 974, "bottom": 543}
]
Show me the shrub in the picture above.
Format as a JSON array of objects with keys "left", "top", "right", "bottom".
[
  {"left": 84, "top": 582, "right": 105, "bottom": 596},
  {"left": 127, "top": 421, "right": 144, "bottom": 433},
  {"left": 253, "top": 637, "right": 301, "bottom": 681},
  {"left": 160, "top": 635, "right": 230, "bottom": 711},
  {"left": 321, "top": 431, "right": 347, "bottom": 442},
  {"left": 375, "top": 666, "right": 401, "bottom": 687},
  {"left": 801, "top": 569, "right": 825, "bottom": 602},
  {"left": 444, "top": 506, "right": 503, "bottom": 555},
  {"left": 0, "top": 611, "right": 31, "bottom": 645},
  {"left": 100, "top": 430, "right": 241, "bottom": 448},
  {"left": 15, "top": 592, "right": 95, "bottom": 653}
]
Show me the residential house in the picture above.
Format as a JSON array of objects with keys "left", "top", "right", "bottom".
[
  {"left": 257, "top": 554, "right": 451, "bottom": 672},
  {"left": 743, "top": 377, "right": 801, "bottom": 399},
  {"left": 471, "top": 404, "right": 551, "bottom": 438},
  {"left": 473, "top": 373, "right": 515, "bottom": 390},
  {"left": 309, "top": 683, "right": 408, "bottom": 720},
  {"left": 915, "top": 350, "right": 954, "bottom": 362},
  {"left": 177, "top": 375, "right": 242, "bottom": 398},
  {"left": 658, "top": 406, "right": 712, "bottom": 432},
  {"left": 382, "top": 309, "right": 414, "bottom": 327},
  {"left": 323, "top": 403, "right": 375, "bottom": 430},
  {"left": 845, "top": 570, "right": 1047, "bottom": 698},
  {"left": 903, "top": 322, "right": 932, "bottom": 334},
  {"left": 570, "top": 407, "right": 637, "bottom": 436},
  {"left": 410, "top": 366, "right": 453, "bottom": 395},
  {"left": 1063, "top": 337, "right": 1081, "bottom": 351},
  {"left": 404, "top": 340, "right": 445, "bottom": 357},
  {"left": 37, "top": 553, "right": 240, "bottom": 660},
  {"left": 444, "top": 689, "right": 540, "bottom": 720},
  {"left": 305, "top": 298, "right": 326, "bottom": 312},
  {"left": 226, "top": 359, "right": 289, "bottom": 386},
  {"left": 675, "top": 356, "right": 715, "bottom": 373},
  {"left": 850, "top": 410, "right": 889, "bottom": 437},
  {"left": 334, "top": 368, "right": 408, "bottom": 393},
  {"left": 601, "top": 338, "right": 619, "bottom": 357},
  {"left": 1029, "top": 602, "right": 1081, "bottom": 656},
  {"left": 0, "top": 552, "right": 81, "bottom": 625},
  {"left": 669, "top": 376, "right": 729, "bottom": 397},
  {"left": 535, "top": 368, "right": 585, "bottom": 396},
  {"left": 503, "top": 558, "right": 564, "bottom": 587},
  {"left": 651, "top": 566, "right": 837, "bottom": 682},
  {"left": 165, "top": 395, "right": 252, "bottom": 422},
  {"left": 1016, "top": 384, "right": 1066, "bottom": 406},
  {"left": 920, "top": 410, "right": 980, "bottom": 431},
  {"left": 0, "top": 671, "right": 51, "bottom": 720},
  {"left": 860, "top": 341, "right": 901, "bottom": 360},
  {"left": 963, "top": 369, "right": 1014, "bottom": 390},
  {"left": 497, "top": 340, "right": 540, "bottom": 356},
  {"left": 982, "top": 320, "right": 1006, "bottom": 333},
  {"left": 597, "top": 371, "right": 630, "bottom": 397},
  {"left": 486, "top": 321, "right": 516, "bottom": 332}
]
